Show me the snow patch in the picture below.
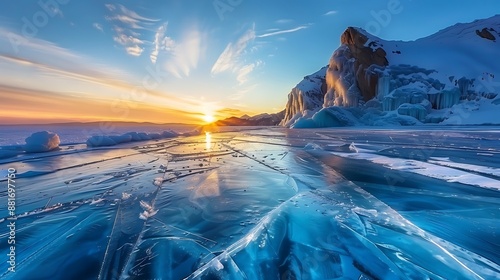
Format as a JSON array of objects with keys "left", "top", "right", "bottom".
[{"left": 331, "top": 151, "right": 500, "bottom": 191}]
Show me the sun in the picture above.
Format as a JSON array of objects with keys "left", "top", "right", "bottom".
[{"left": 202, "top": 114, "right": 215, "bottom": 123}]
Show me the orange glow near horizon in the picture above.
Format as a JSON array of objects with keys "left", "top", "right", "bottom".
[{"left": 0, "top": 86, "right": 263, "bottom": 125}]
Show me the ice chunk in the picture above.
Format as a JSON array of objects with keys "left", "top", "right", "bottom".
[
  {"left": 137, "top": 132, "right": 151, "bottom": 140},
  {"left": 376, "top": 75, "right": 391, "bottom": 99},
  {"left": 86, "top": 136, "right": 117, "bottom": 147},
  {"left": 161, "top": 130, "right": 178, "bottom": 138},
  {"left": 382, "top": 88, "right": 426, "bottom": 111},
  {"left": 153, "top": 177, "right": 164, "bottom": 186},
  {"left": 304, "top": 143, "right": 323, "bottom": 150},
  {"left": 109, "top": 134, "right": 132, "bottom": 144},
  {"left": 427, "top": 88, "right": 461, "bottom": 109},
  {"left": 139, "top": 209, "right": 158, "bottom": 220},
  {"left": 86, "top": 130, "right": 180, "bottom": 147},
  {"left": 89, "top": 198, "right": 105, "bottom": 205},
  {"left": 139, "top": 200, "right": 158, "bottom": 220},
  {"left": 312, "top": 107, "right": 358, "bottom": 127},
  {"left": 325, "top": 143, "right": 358, "bottom": 153},
  {"left": 122, "top": 192, "right": 131, "bottom": 200},
  {"left": 349, "top": 142, "right": 358, "bottom": 153},
  {"left": 24, "top": 131, "right": 60, "bottom": 153},
  {"left": 291, "top": 117, "right": 317, "bottom": 128},
  {"left": 291, "top": 107, "right": 359, "bottom": 128},
  {"left": 140, "top": 200, "right": 153, "bottom": 212},
  {"left": 397, "top": 103, "right": 427, "bottom": 121},
  {"left": 148, "top": 133, "right": 161, "bottom": 139}
]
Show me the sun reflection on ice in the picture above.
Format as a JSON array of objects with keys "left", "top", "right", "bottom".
[{"left": 205, "top": 132, "right": 211, "bottom": 151}]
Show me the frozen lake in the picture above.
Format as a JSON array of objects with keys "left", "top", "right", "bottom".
[{"left": 0, "top": 127, "right": 499, "bottom": 279}]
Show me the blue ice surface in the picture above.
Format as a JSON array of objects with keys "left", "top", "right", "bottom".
[{"left": 0, "top": 126, "right": 499, "bottom": 279}]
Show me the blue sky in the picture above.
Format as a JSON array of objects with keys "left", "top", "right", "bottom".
[{"left": 0, "top": 0, "right": 499, "bottom": 124}]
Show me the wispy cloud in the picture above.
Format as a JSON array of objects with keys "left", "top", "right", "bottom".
[
  {"left": 104, "top": 4, "right": 116, "bottom": 11},
  {"left": 105, "top": 4, "right": 158, "bottom": 29},
  {"left": 324, "top": 10, "right": 338, "bottom": 16},
  {"left": 113, "top": 33, "right": 144, "bottom": 45},
  {"left": 93, "top": 23, "right": 104, "bottom": 32},
  {"left": 237, "top": 61, "right": 262, "bottom": 85},
  {"left": 150, "top": 23, "right": 203, "bottom": 78},
  {"left": 150, "top": 23, "right": 167, "bottom": 64},
  {"left": 216, "top": 107, "right": 245, "bottom": 116},
  {"left": 230, "top": 83, "right": 258, "bottom": 100},
  {"left": 105, "top": 4, "right": 158, "bottom": 57},
  {"left": 126, "top": 45, "right": 143, "bottom": 56},
  {"left": 211, "top": 27, "right": 256, "bottom": 74},
  {"left": 0, "top": 27, "right": 195, "bottom": 105},
  {"left": 150, "top": 23, "right": 176, "bottom": 64},
  {"left": 164, "top": 28, "right": 202, "bottom": 78},
  {"left": 0, "top": 27, "right": 210, "bottom": 124},
  {"left": 257, "top": 25, "right": 309, "bottom": 38},
  {"left": 275, "top": 19, "right": 292, "bottom": 24}
]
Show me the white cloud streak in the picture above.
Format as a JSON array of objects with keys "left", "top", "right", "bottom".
[
  {"left": 0, "top": 27, "right": 132, "bottom": 87},
  {"left": 105, "top": 4, "right": 158, "bottom": 29},
  {"left": 237, "top": 61, "right": 262, "bottom": 85},
  {"left": 93, "top": 23, "right": 104, "bottom": 32},
  {"left": 275, "top": 19, "right": 292, "bottom": 24},
  {"left": 150, "top": 23, "right": 167, "bottom": 64},
  {"left": 257, "top": 25, "right": 309, "bottom": 38},
  {"left": 153, "top": 26, "right": 203, "bottom": 78},
  {"left": 324, "top": 10, "right": 338, "bottom": 16},
  {"left": 150, "top": 23, "right": 176, "bottom": 65}
]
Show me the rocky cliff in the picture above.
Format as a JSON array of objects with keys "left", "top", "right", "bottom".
[{"left": 280, "top": 15, "right": 500, "bottom": 127}]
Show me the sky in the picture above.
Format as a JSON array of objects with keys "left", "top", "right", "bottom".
[{"left": 0, "top": 0, "right": 499, "bottom": 124}]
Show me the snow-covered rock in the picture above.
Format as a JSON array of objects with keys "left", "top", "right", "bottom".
[
  {"left": 280, "top": 67, "right": 327, "bottom": 126},
  {"left": 24, "top": 131, "right": 60, "bottom": 153},
  {"left": 339, "top": 27, "right": 388, "bottom": 102},
  {"left": 280, "top": 15, "right": 500, "bottom": 127}
]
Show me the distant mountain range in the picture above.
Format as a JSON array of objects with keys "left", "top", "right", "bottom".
[{"left": 213, "top": 111, "right": 285, "bottom": 126}]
